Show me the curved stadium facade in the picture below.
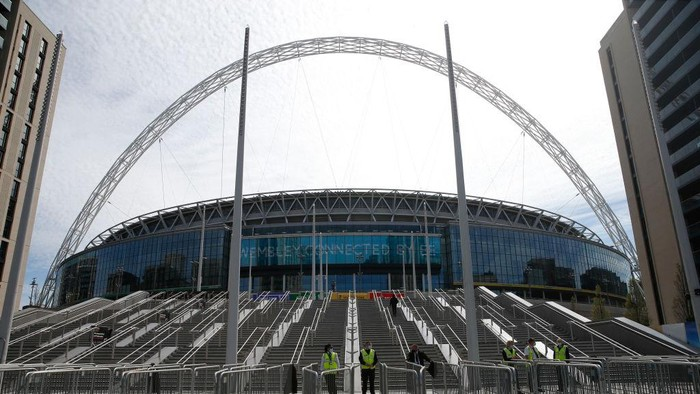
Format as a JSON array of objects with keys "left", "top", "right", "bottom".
[{"left": 53, "top": 189, "right": 632, "bottom": 307}]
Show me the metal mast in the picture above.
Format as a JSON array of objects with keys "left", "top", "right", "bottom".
[
  {"left": 226, "top": 26, "right": 250, "bottom": 365},
  {"left": 445, "top": 23, "right": 480, "bottom": 361}
]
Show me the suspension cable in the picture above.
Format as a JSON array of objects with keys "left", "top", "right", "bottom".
[
  {"left": 417, "top": 106, "right": 446, "bottom": 190},
  {"left": 341, "top": 57, "right": 381, "bottom": 186},
  {"left": 160, "top": 138, "right": 202, "bottom": 200},
  {"left": 482, "top": 133, "right": 521, "bottom": 198},
  {"left": 300, "top": 60, "right": 338, "bottom": 187},
  {"left": 282, "top": 60, "right": 301, "bottom": 190},
  {"left": 379, "top": 57, "right": 404, "bottom": 186},
  {"left": 158, "top": 138, "right": 166, "bottom": 207}
]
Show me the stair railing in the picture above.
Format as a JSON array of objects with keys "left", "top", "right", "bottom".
[
  {"left": 511, "top": 303, "right": 553, "bottom": 328},
  {"left": 241, "top": 327, "right": 272, "bottom": 366},
  {"left": 523, "top": 321, "right": 589, "bottom": 358},
  {"left": 118, "top": 327, "right": 181, "bottom": 364},
  {"left": 290, "top": 326, "right": 311, "bottom": 365},
  {"left": 10, "top": 292, "right": 166, "bottom": 348},
  {"left": 567, "top": 320, "right": 640, "bottom": 357}
]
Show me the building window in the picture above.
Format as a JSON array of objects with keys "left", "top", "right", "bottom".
[
  {"left": 21, "top": 21, "right": 31, "bottom": 40},
  {"left": 0, "top": 112, "right": 12, "bottom": 167},
  {"left": 3, "top": 180, "right": 20, "bottom": 239},
  {"left": 0, "top": 241, "right": 8, "bottom": 281},
  {"left": 14, "top": 125, "right": 29, "bottom": 179}
]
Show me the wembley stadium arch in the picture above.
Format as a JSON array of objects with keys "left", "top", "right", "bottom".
[{"left": 39, "top": 36, "right": 639, "bottom": 306}]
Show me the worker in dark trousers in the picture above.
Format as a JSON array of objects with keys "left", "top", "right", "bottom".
[
  {"left": 359, "top": 341, "right": 378, "bottom": 394},
  {"left": 554, "top": 338, "right": 571, "bottom": 392},
  {"left": 502, "top": 340, "right": 521, "bottom": 393},
  {"left": 389, "top": 294, "right": 399, "bottom": 317},
  {"left": 319, "top": 344, "right": 340, "bottom": 394}
]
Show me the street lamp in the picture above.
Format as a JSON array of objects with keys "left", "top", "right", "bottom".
[
  {"left": 524, "top": 267, "right": 532, "bottom": 299},
  {"left": 191, "top": 258, "right": 206, "bottom": 292}
]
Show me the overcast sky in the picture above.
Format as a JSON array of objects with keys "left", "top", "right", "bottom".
[{"left": 22, "top": 0, "right": 626, "bottom": 306}]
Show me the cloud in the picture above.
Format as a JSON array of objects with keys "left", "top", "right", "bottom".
[{"left": 22, "top": 0, "right": 627, "bottom": 305}]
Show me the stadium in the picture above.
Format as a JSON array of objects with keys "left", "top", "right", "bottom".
[{"left": 53, "top": 188, "right": 632, "bottom": 307}]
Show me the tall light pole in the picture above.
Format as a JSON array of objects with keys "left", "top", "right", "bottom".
[
  {"left": 197, "top": 205, "right": 205, "bottom": 292},
  {"left": 248, "top": 228, "right": 254, "bottom": 296},
  {"left": 445, "top": 22, "right": 479, "bottom": 361},
  {"left": 424, "top": 201, "right": 433, "bottom": 295},
  {"left": 410, "top": 232, "right": 417, "bottom": 291},
  {"left": 311, "top": 203, "right": 316, "bottom": 298},
  {"left": 319, "top": 233, "right": 324, "bottom": 299},
  {"left": 225, "top": 26, "right": 249, "bottom": 365},
  {"left": 325, "top": 247, "right": 329, "bottom": 295},
  {"left": 29, "top": 278, "right": 38, "bottom": 307},
  {"left": 401, "top": 248, "right": 407, "bottom": 292}
]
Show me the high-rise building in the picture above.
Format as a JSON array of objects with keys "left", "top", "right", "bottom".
[
  {"left": 599, "top": 0, "right": 700, "bottom": 330},
  {"left": 0, "top": 0, "right": 64, "bottom": 310}
]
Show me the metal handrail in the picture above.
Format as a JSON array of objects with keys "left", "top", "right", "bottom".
[
  {"left": 523, "top": 321, "right": 589, "bottom": 358},
  {"left": 511, "top": 303, "right": 553, "bottom": 328},
  {"left": 479, "top": 293, "right": 505, "bottom": 311},
  {"left": 10, "top": 292, "right": 167, "bottom": 347},
  {"left": 443, "top": 324, "right": 469, "bottom": 356},
  {"left": 68, "top": 326, "right": 139, "bottom": 363},
  {"left": 478, "top": 305, "right": 516, "bottom": 329},
  {"left": 154, "top": 294, "right": 206, "bottom": 333},
  {"left": 191, "top": 308, "right": 226, "bottom": 333},
  {"left": 119, "top": 327, "right": 181, "bottom": 364},
  {"left": 241, "top": 327, "right": 272, "bottom": 365},
  {"left": 11, "top": 325, "right": 97, "bottom": 364},
  {"left": 291, "top": 326, "right": 311, "bottom": 365},
  {"left": 567, "top": 320, "right": 640, "bottom": 356},
  {"left": 418, "top": 306, "right": 464, "bottom": 362}
]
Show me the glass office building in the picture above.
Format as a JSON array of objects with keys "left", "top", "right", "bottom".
[{"left": 53, "top": 189, "right": 632, "bottom": 306}]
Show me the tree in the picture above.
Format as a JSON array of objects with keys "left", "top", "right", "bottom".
[
  {"left": 591, "top": 284, "right": 611, "bottom": 320},
  {"left": 672, "top": 263, "right": 694, "bottom": 322},
  {"left": 570, "top": 294, "right": 578, "bottom": 313},
  {"left": 624, "top": 278, "right": 649, "bottom": 325}
]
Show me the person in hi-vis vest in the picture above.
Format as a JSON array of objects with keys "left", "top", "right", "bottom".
[
  {"left": 554, "top": 338, "right": 571, "bottom": 392},
  {"left": 359, "top": 341, "right": 378, "bottom": 394},
  {"left": 320, "top": 343, "right": 340, "bottom": 394}
]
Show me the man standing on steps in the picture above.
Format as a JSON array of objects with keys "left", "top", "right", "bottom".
[
  {"left": 389, "top": 294, "right": 399, "bottom": 317},
  {"left": 359, "top": 341, "right": 378, "bottom": 394}
]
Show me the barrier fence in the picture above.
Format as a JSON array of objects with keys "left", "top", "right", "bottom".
[
  {"left": 0, "top": 356, "right": 698, "bottom": 393},
  {"left": 25, "top": 366, "right": 113, "bottom": 394},
  {"left": 460, "top": 361, "right": 516, "bottom": 393},
  {"left": 379, "top": 362, "right": 423, "bottom": 394}
]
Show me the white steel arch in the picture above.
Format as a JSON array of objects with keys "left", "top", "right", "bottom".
[{"left": 38, "top": 36, "right": 639, "bottom": 305}]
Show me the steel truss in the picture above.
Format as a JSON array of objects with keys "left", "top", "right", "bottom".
[
  {"left": 85, "top": 189, "right": 603, "bottom": 247},
  {"left": 38, "top": 37, "right": 639, "bottom": 306}
]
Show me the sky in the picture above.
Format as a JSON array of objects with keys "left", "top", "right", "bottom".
[{"left": 22, "top": 0, "right": 627, "bottom": 306}]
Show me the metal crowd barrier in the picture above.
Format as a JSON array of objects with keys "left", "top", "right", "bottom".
[
  {"left": 120, "top": 366, "right": 194, "bottom": 394},
  {"left": 534, "top": 360, "right": 603, "bottom": 393},
  {"left": 460, "top": 361, "right": 516, "bottom": 394},
  {"left": 378, "top": 362, "right": 423, "bottom": 394},
  {"left": 605, "top": 358, "right": 700, "bottom": 394},
  {"left": 215, "top": 363, "right": 297, "bottom": 393},
  {"left": 424, "top": 361, "right": 461, "bottom": 393},
  {"left": 25, "top": 366, "right": 112, "bottom": 394},
  {"left": 0, "top": 364, "right": 40, "bottom": 393},
  {"left": 301, "top": 363, "right": 357, "bottom": 394}
]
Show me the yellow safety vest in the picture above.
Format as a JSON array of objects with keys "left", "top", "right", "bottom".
[
  {"left": 554, "top": 345, "right": 568, "bottom": 361},
  {"left": 503, "top": 347, "right": 516, "bottom": 360},
  {"left": 526, "top": 346, "right": 539, "bottom": 360},
  {"left": 361, "top": 348, "right": 376, "bottom": 369},
  {"left": 323, "top": 352, "right": 338, "bottom": 372}
]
